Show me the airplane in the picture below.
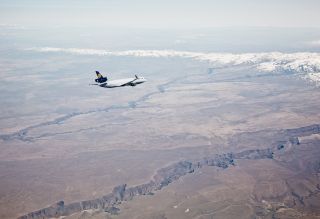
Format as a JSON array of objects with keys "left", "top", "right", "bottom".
[{"left": 92, "top": 71, "right": 147, "bottom": 88}]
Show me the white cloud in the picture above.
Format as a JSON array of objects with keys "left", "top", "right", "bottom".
[
  {"left": 307, "top": 40, "right": 320, "bottom": 46},
  {"left": 0, "top": 23, "right": 27, "bottom": 30},
  {"left": 302, "top": 72, "right": 320, "bottom": 85},
  {"left": 27, "top": 47, "right": 320, "bottom": 84}
]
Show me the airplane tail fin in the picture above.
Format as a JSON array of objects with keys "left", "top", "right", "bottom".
[{"left": 95, "top": 71, "right": 108, "bottom": 83}]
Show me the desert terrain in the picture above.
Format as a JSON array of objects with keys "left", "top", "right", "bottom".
[{"left": 1, "top": 51, "right": 320, "bottom": 219}]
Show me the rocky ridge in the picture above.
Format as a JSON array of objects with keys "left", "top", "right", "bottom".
[{"left": 18, "top": 124, "right": 320, "bottom": 219}]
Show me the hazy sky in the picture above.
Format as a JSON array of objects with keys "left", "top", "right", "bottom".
[{"left": 0, "top": 0, "right": 320, "bottom": 28}]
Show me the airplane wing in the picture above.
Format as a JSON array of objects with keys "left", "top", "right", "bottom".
[
  {"left": 120, "top": 78, "right": 138, "bottom": 86},
  {"left": 119, "top": 75, "right": 139, "bottom": 86}
]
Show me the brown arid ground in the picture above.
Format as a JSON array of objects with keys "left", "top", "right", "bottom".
[{"left": 0, "top": 57, "right": 320, "bottom": 219}]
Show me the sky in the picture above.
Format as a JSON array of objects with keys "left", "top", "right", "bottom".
[{"left": 0, "top": 0, "right": 320, "bottom": 28}]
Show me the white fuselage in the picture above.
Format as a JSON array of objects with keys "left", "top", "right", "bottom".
[{"left": 100, "top": 77, "right": 147, "bottom": 88}]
